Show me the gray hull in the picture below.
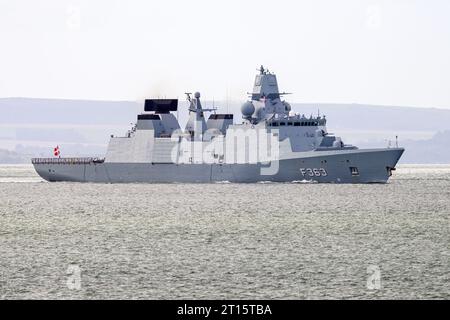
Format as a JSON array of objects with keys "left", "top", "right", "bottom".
[{"left": 33, "top": 148, "right": 404, "bottom": 183}]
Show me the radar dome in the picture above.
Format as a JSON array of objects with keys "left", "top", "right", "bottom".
[
  {"left": 283, "top": 101, "right": 291, "bottom": 112},
  {"left": 194, "top": 92, "right": 201, "bottom": 98},
  {"left": 241, "top": 101, "right": 255, "bottom": 117}
]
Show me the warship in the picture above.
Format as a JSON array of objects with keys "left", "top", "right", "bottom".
[{"left": 32, "top": 66, "right": 404, "bottom": 183}]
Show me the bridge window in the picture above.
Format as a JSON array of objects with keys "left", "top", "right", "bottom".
[
  {"left": 272, "top": 122, "right": 279, "bottom": 127},
  {"left": 287, "top": 122, "right": 293, "bottom": 126},
  {"left": 294, "top": 122, "right": 300, "bottom": 126},
  {"left": 279, "top": 122, "right": 286, "bottom": 126}
]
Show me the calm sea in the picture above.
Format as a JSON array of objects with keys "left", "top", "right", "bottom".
[{"left": 0, "top": 164, "right": 448, "bottom": 299}]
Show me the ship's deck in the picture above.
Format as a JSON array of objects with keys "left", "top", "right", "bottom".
[{"left": 31, "top": 157, "right": 105, "bottom": 165}]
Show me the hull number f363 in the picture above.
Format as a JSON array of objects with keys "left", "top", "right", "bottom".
[{"left": 300, "top": 168, "right": 328, "bottom": 177}]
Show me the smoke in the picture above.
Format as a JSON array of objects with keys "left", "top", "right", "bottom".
[{"left": 133, "top": 67, "right": 180, "bottom": 104}]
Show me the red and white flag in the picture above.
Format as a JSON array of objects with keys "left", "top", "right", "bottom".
[{"left": 53, "top": 145, "right": 60, "bottom": 157}]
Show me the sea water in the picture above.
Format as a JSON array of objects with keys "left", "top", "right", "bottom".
[{"left": 0, "top": 164, "right": 448, "bottom": 299}]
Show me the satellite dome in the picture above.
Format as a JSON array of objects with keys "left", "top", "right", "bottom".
[
  {"left": 194, "top": 92, "right": 201, "bottom": 99},
  {"left": 241, "top": 101, "right": 255, "bottom": 117}
]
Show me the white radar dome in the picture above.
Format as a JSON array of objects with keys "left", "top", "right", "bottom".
[
  {"left": 241, "top": 101, "right": 255, "bottom": 117},
  {"left": 283, "top": 101, "right": 291, "bottom": 112}
]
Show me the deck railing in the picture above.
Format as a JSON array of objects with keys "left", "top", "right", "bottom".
[{"left": 31, "top": 157, "right": 105, "bottom": 165}]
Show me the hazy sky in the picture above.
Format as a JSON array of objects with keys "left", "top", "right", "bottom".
[{"left": 1, "top": 0, "right": 450, "bottom": 108}]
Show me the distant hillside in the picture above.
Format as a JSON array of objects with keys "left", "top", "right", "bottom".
[
  {"left": 0, "top": 149, "right": 28, "bottom": 164},
  {"left": 1, "top": 98, "right": 450, "bottom": 163},
  {"left": 399, "top": 131, "right": 450, "bottom": 164},
  {"left": 295, "top": 103, "right": 450, "bottom": 132},
  {"left": 0, "top": 98, "right": 140, "bottom": 125},
  {"left": 2, "top": 98, "right": 450, "bottom": 132}
]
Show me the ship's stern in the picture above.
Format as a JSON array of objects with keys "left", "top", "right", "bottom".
[{"left": 31, "top": 158, "right": 102, "bottom": 182}]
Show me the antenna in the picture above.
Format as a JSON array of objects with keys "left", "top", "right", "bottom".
[
  {"left": 258, "top": 65, "right": 265, "bottom": 74},
  {"left": 396, "top": 135, "right": 398, "bottom": 148}
]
